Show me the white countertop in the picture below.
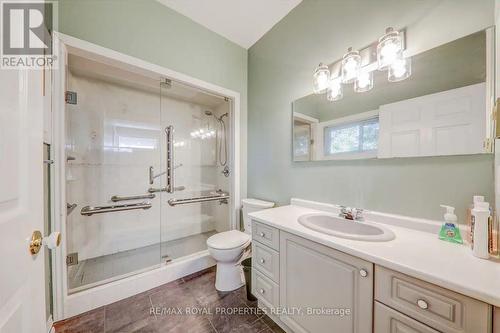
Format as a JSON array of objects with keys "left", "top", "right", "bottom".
[{"left": 249, "top": 201, "right": 500, "bottom": 307}]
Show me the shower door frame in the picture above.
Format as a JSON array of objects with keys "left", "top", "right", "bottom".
[{"left": 51, "top": 32, "right": 242, "bottom": 320}]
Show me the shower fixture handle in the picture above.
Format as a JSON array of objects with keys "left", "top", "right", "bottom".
[
  {"left": 149, "top": 166, "right": 154, "bottom": 185},
  {"left": 166, "top": 125, "right": 175, "bottom": 193}
]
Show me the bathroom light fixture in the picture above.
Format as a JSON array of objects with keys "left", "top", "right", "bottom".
[
  {"left": 326, "top": 78, "right": 343, "bottom": 101},
  {"left": 377, "top": 27, "right": 403, "bottom": 70},
  {"left": 354, "top": 69, "right": 373, "bottom": 92},
  {"left": 341, "top": 48, "right": 361, "bottom": 84},
  {"left": 312, "top": 26, "right": 411, "bottom": 102},
  {"left": 388, "top": 57, "right": 411, "bottom": 82},
  {"left": 313, "top": 63, "right": 330, "bottom": 94}
]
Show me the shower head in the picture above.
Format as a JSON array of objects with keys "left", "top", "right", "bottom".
[{"left": 204, "top": 110, "right": 228, "bottom": 122}]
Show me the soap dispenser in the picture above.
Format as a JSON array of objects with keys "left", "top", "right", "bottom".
[{"left": 438, "top": 205, "right": 463, "bottom": 244}]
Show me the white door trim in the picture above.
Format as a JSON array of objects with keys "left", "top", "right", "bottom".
[{"left": 51, "top": 31, "right": 242, "bottom": 320}]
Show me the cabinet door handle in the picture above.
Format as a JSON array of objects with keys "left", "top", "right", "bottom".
[
  {"left": 359, "top": 269, "right": 368, "bottom": 277},
  {"left": 259, "top": 289, "right": 265, "bottom": 294},
  {"left": 417, "top": 299, "right": 428, "bottom": 310},
  {"left": 260, "top": 232, "right": 265, "bottom": 237},
  {"left": 260, "top": 258, "right": 265, "bottom": 264}
]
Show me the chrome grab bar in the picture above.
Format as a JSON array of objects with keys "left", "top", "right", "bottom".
[
  {"left": 168, "top": 192, "right": 229, "bottom": 207},
  {"left": 148, "top": 187, "right": 167, "bottom": 193},
  {"left": 166, "top": 125, "right": 174, "bottom": 193},
  {"left": 81, "top": 202, "right": 152, "bottom": 216},
  {"left": 148, "top": 185, "right": 185, "bottom": 193},
  {"left": 111, "top": 193, "right": 155, "bottom": 202}
]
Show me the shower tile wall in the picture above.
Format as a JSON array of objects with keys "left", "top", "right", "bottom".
[{"left": 66, "top": 71, "right": 229, "bottom": 282}]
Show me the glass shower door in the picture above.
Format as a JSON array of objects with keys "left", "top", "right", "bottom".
[
  {"left": 159, "top": 79, "right": 230, "bottom": 263},
  {"left": 65, "top": 66, "right": 163, "bottom": 292}
]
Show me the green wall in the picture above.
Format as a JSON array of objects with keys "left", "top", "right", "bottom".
[
  {"left": 57, "top": 0, "right": 248, "bottom": 194},
  {"left": 248, "top": 0, "right": 495, "bottom": 222}
]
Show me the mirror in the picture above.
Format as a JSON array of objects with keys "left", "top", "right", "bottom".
[{"left": 293, "top": 29, "right": 493, "bottom": 162}]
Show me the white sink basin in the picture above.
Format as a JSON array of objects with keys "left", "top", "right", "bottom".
[{"left": 298, "top": 213, "right": 395, "bottom": 242}]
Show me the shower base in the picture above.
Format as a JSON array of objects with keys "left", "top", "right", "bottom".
[{"left": 68, "top": 230, "right": 217, "bottom": 291}]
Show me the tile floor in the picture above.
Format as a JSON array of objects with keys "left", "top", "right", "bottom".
[
  {"left": 68, "top": 231, "right": 217, "bottom": 291},
  {"left": 55, "top": 266, "right": 285, "bottom": 333}
]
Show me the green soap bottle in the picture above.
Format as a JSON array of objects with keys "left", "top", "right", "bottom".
[{"left": 438, "top": 205, "right": 463, "bottom": 244}]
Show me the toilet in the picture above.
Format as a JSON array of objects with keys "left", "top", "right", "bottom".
[{"left": 207, "top": 198, "right": 275, "bottom": 291}]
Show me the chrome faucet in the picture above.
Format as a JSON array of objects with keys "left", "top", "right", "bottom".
[
  {"left": 338, "top": 206, "right": 352, "bottom": 219},
  {"left": 338, "top": 206, "right": 364, "bottom": 221},
  {"left": 353, "top": 208, "right": 364, "bottom": 221}
]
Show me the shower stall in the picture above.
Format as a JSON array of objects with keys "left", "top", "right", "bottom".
[{"left": 59, "top": 44, "right": 236, "bottom": 301}]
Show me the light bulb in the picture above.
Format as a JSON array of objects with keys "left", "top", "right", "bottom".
[
  {"left": 313, "top": 63, "right": 331, "bottom": 94},
  {"left": 354, "top": 70, "right": 373, "bottom": 92},
  {"left": 341, "top": 48, "right": 361, "bottom": 84},
  {"left": 388, "top": 57, "right": 411, "bottom": 82},
  {"left": 377, "top": 27, "right": 403, "bottom": 70},
  {"left": 326, "top": 78, "right": 343, "bottom": 102}
]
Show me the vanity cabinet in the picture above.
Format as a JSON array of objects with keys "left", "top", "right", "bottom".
[
  {"left": 374, "top": 302, "right": 439, "bottom": 333},
  {"left": 279, "top": 231, "right": 373, "bottom": 333},
  {"left": 251, "top": 221, "right": 492, "bottom": 333},
  {"left": 252, "top": 221, "right": 374, "bottom": 333},
  {"left": 375, "top": 266, "right": 491, "bottom": 333}
]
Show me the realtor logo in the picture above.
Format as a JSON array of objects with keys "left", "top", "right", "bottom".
[{"left": 1, "top": 1, "right": 57, "bottom": 68}]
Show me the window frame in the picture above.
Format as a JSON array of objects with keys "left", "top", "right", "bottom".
[{"left": 318, "top": 110, "right": 379, "bottom": 160}]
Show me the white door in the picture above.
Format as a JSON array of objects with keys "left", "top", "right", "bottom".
[
  {"left": 378, "top": 83, "right": 486, "bottom": 158},
  {"left": 0, "top": 66, "right": 47, "bottom": 331}
]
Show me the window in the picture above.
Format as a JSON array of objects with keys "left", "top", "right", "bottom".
[{"left": 324, "top": 118, "right": 379, "bottom": 156}]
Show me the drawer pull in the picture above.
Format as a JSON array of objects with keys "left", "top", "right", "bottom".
[
  {"left": 260, "top": 232, "right": 265, "bottom": 237},
  {"left": 260, "top": 258, "right": 265, "bottom": 264},
  {"left": 359, "top": 269, "right": 368, "bottom": 277},
  {"left": 417, "top": 299, "right": 428, "bottom": 310},
  {"left": 259, "top": 289, "right": 265, "bottom": 294}
]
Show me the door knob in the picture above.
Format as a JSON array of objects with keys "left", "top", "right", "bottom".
[
  {"left": 29, "top": 231, "right": 61, "bottom": 255},
  {"left": 29, "top": 231, "right": 43, "bottom": 255},
  {"left": 44, "top": 232, "right": 62, "bottom": 249},
  {"left": 359, "top": 269, "right": 368, "bottom": 277}
]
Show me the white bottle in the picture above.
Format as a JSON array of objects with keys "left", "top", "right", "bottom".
[
  {"left": 472, "top": 201, "right": 490, "bottom": 259},
  {"left": 467, "top": 195, "right": 484, "bottom": 246}
]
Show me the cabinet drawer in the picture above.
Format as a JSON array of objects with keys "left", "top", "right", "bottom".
[
  {"left": 375, "top": 301, "right": 439, "bottom": 333},
  {"left": 375, "top": 266, "right": 491, "bottom": 333},
  {"left": 252, "top": 221, "right": 279, "bottom": 251},
  {"left": 252, "top": 241, "right": 279, "bottom": 283},
  {"left": 252, "top": 269, "right": 279, "bottom": 309}
]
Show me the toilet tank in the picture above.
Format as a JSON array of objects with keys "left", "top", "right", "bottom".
[{"left": 241, "top": 198, "right": 275, "bottom": 234}]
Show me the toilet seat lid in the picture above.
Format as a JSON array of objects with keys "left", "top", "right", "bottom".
[{"left": 207, "top": 230, "right": 251, "bottom": 250}]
